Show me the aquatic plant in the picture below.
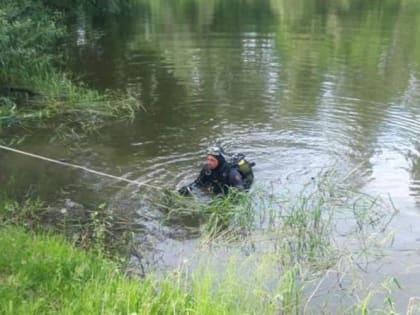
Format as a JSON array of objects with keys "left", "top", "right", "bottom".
[
  {"left": 152, "top": 168, "right": 405, "bottom": 312},
  {"left": 0, "top": 168, "right": 411, "bottom": 314},
  {"left": 0, "top": 197, "right": 142, "bottom": 265},
  {"left": 0, "top": 0, "right": 142, "bottom": 135},
  {"left": 157, "top": 188, "right": 255, "bottom": 239}
]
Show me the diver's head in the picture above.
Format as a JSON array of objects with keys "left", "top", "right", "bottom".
[{"left": 206, "top": 145, "right": 226, "bottom": 170}]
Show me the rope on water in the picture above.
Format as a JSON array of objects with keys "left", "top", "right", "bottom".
[{"left": 0, "top": 144, "right": 161, "bottom": 190}]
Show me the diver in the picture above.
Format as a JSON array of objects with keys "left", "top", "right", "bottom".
[{"left": 178, "top": 145, "right": 254, "bottom": 196}]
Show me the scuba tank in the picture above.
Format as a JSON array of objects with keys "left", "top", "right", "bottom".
[{"left": 230, "top": 153, "right": 255, "bottom": 188}]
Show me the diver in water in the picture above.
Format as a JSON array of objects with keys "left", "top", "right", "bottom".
[{"left": 178, "top": 145, "right": 254, "bottom": 196}]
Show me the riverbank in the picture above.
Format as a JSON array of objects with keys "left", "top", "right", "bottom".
[
  {"left": 0, "top": 0, "right": 140, "bottom": 134},
  {"left": 1, "top": 225, "right": 300, "bottom": 315},
  {"left": 1, "top": 175, "right": 415, "bottom": 314}
]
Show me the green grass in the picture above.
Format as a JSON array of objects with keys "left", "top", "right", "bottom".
[
  {"left": 0, "top": 226, "right": 303, "bottom": 315},
  {"left": 0, "top": 170, "right": 411, "bottom": 314},
  {"left": 0, "top": 67, "right": 142, "bottom": 135},
  {"left": 0, "top": 198, "right": 139, "bottom": 262},
  {"left": 157, "top": 189, "right": 255, "bottom": 239},
  {"left": 0, "top": 226, "right": 141, "bottom": 314},
  {"left": 0, "top": 226, "right": 200, "bottom": 315},
  {"left": 154, "top": 170, "right": 408, "bottom": 314},
  {"left": 0, "top": 0, "right": 142, "bottom": 135},
  {"left": 0, "top": 226, "right": 402, "bottom": 315}
]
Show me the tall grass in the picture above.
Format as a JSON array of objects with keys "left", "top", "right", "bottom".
[
  {"left": 0, "top": 198, "right": 140, "bottom": 264},
  {"left": 0, "top": 169, "right": 410, "bottom": 314},
  {"left": 156, "top": 169, "right": 405, "bottom": 313},
  {"left": 0, "top": 0, "right": 142, "bottom": 134},
  {"left": 158, "top": 189, "right": 255, "bottom": 238},
  {"left": 0, "top": 226, "right": 304, "bottom": 315},
  {"left": 0, "top": 226, "right": 165, "bottom": 314}
]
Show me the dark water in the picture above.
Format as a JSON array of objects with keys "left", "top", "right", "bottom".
[{"left": 2, "top": 0, "right": 420, "bottom": 307}]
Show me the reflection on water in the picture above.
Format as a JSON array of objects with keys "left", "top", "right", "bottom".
[{"left": 2, "top": 0, "right": 420, "bottom": 306}]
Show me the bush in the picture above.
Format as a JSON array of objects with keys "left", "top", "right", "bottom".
[{"left": 0, "top": 0, "right": 63, "bottom": 86}]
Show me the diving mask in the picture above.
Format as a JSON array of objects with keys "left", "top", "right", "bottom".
[{"left": 207, "top": 146, "right": 223, "bottom": 156}]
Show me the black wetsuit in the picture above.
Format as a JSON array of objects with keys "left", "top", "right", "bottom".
[{"left": 193, "top": 162, "right": 245, "bottom": 194}]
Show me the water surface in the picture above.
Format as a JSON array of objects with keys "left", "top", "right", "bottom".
[{"left": 2, "top": 0, "right": 420, "bottom": 308}]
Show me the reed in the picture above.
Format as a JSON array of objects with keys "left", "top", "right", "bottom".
[
  {"left": 0, "top": 198, "right": 140, "bottom": 264},
  {"left": 0, "top": 169, "right": 410, "bottom": 314},
  {"left": 0, "top": 0, "right": 142, "bottom": 135}
]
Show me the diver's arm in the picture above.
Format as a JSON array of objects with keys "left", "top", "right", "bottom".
[
  {"left": 178, "top": 167, "right": 209, "bottom": 195},
  {"left": 193, "top": 167, "right": 209, "bottom": 188}
]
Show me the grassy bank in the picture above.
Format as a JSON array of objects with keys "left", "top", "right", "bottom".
[
  {"left": 0, "top": 0, "right": 140, "bottom": 132},
  {"left": 0, "top": 226, "right": 302, "bottom": 315},
  {"left": 0, "top": 226, "right": 174, "bottom": 314},
  {"left": 1, "top": 172, "right": 416, "bottom": 314}
]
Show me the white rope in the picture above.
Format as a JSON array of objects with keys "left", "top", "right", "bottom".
[{"left": 0, "top": 144, "right": 161, "bottom": 190}]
